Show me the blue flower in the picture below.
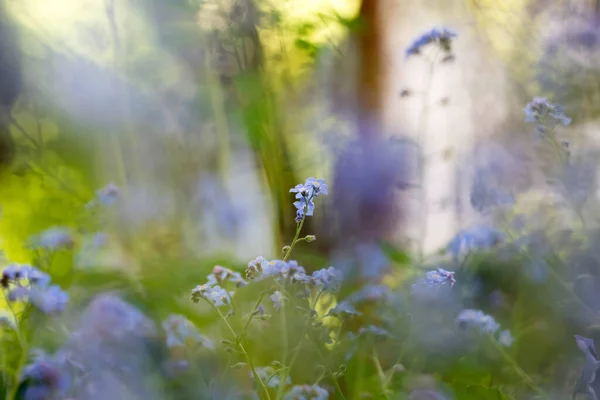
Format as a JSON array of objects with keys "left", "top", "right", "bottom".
[
  {"left": 327, "top": 301, "right": 362, "bottom": 319},
  {"left": 456, "top": 309, "right": 500, "bottom": 333},
  {"left": 290, "top": 178, "right": 328, "bottom": 221},
  {"left": 447, "top": 225, "right": 503, "bottom": 259},
  {"left": 284, "top": 384, "right": 329, "bottom": 400},
  {"left": 405, "top": 28, "right": 457, "bottom": 58},
  {"left": 29, "top": 285, "right": 69, "bottom": 314},
  {"left": 413, "top": 268, "right": 455, "bottom": 290},
  {"left": 498, "top": 330, "right": 515, "bottom": 347},
  {"left": 270, "top": 290, "right": 285, "bottom": 312},
  {"left": 32, "top": 227, "right": 74, "bottom": 250},
  {"left": 311, "top": 266, "right": 342, "bottom": 292},
  {"left": 524, "top": 97, "right": 571, "bottom": 128}
]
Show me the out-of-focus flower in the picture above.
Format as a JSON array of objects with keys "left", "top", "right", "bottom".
[
  {"left": 31, "top": 227, "right": 74, "bottom": 250},
  {"left": 327, "top": 301, "right": 362, "bottom": 319},
  {"left": 254, "top": 366, "right": 291, "bottom": 389},
  {"left": 573, "top": 335, "right": 600, "bottom": 399},
  {"left": 456, "top": 309, "right": 500, "bottom": 333},
  {"left": 355, "top": 325, "right": 392, "bottom": 339},
  {"left": 405, "top": 28, "right": 457, "bottom": 58},
  {"left": 20, "top": 350, "right": 71, "bottom": 400},
  {"left": 413, "top": 268, "right": 455, "bottom": 291},
  {"left": 29, "top": 285, "right": 70, "bottom": 314},
  {"left": 191, "top": 284, "right": 232, "bottom": 307},
  {"left": 284, "top": 384, "right": 329, "bottom": 400},
  {"left": 311, "top": 267, "right": 342, "bottom": 292},
  {"left": 162, "top": 314, "right": 214, "bottom": 350},
  {"left": 498, "top": 330, "right": 515, "bottom": 347},
  {"left": 96, "top": 183, "right": 120, "bottom": 205},
  {"left": 290, "top": 178, "right": 328, "bottom": 221},
  {"left": 245, "top": 258, "right": 309, "bottom": 283},
  {"left": 524, "top": 97, "right": 571, "bottom": 128},
  {"left": 270, "top": 291, "right": 285, "bottom": 312},
  {"left": 447, "top": 225, "right": 503, "bottom": 259},
  {"left": 209, "top": 265, "right": 247, "bottom": 287}
]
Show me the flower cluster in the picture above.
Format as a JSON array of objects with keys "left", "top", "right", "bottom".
[
  {"left": 524, "top": 97, "right": 572, "bottom": 129},
  {"left": 413, "top": 268, "right": 455, "bottom": 290},
  {"left": 290, "top": 177, "right": 328, "bottom": 222},
  {"left": 245, "top": 257, "right": 342, "bottom": 292},
  {"left": 190, "top": 283, "right": 232, "bottom": 307},
  {"left": 447, "top": 225, "right": 504, "bottom": 259},
  {"left": 456, "top": 309, "right": 514, "bottom": 346},
  {"left": 162, "top": 314, "right": 215, "bottom": 350},
  {"left": 1, "top": 263, "right": 69, "bottom": 314},
  {"left": 207, "top": 265, "right": 247, "bottom": 287},
  {"left": 284, "top": 384, "right": 329, "bottom": 400},
  {"left": 20, "top": 350, "right": 71, "bottom": 400},
  {"left": 87, "top": 183, "right": 120, "bottom": 208},
  {"left": 30, "top": 227, "right": 74, "bottom": 250},
  {"left": 405, "top": 28, "right": 457, "bottom": 58}
]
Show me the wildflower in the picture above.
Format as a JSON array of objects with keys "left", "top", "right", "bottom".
[
  {"left": 573, "top": 335, "right": 600, "bottom": 399},
  {"left": 524, "top": 97, "right": 571, "bottom": 128},
  {"left": 284, "top": 384, "right": 329, "bottom": 400},
  {"left": 270, "top": 291, "right": 285, "bottom": 312},
  {"left": 290, "top": 178, "right": 328, "bottom": 221},
  {"left": 447, "top": 225, "right": 503, "bottom": 259},
  {"left": 254, "top": 366, "right": 291, "bottom": 389},
  {"left": 210, "top": 265, "right": 247, "bottom": 287},
  {"left": 456, "top": 309, "right": 503, "bottom": 336},
  {"left": 32, "top": 227, "right": 74, "bottom": 250},
  {"left": 405, "top": 28, "right": 457, "bottom": 58},
  {"left": 29, "top": 285, "right": 70, "bottom": 314},
  {"left": 162, "top": 314, "right": 215, "bottom": 349},
  {"left": 191, "top": 284, "right": 231, "bottom": 307},
  {"left": 498, "top": 330, "right": 515, "bottom": 347},
  {"left": 20, "top": 351, "right": 70, "bottom": 400},
  {"left": 413, "top": 268, "right": 455, "bottom": 290},
  {"left": 311, "top": 267, "right": 342, "bottom": 292},
  {"left": 245, "top": 258, "right": 310, "bottom": 284},
  {"left": 96, "top": 183, "right": 119, "bottom": 205},
  {"left": 327, "top": 301, "right": 362, "bottom": 319}
]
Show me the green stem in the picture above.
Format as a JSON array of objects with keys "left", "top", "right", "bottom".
[
  {"left": 283, "top": 215, "right": 306, "bottom": 262},
  {"left": 215, "top": 307, "right": 272, "bottom": 400},
  {"left": 489, "top": 335, "right": 548, "bottom": 398}
]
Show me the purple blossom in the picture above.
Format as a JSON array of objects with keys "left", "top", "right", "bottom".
[
  {"left": 290, "top": 178, "right": 328, "bottom": 221},
  {"left": 413, "top": 268, "right": 455, "bottom": 290},
  {"left": 456, "top": 309, "right": 500, "bottom": 333},
  {"left": 524, "top": 97, "right": 571, "bottom": 127},
  {"left": 405, "top": 28, "right": 457, "bottom": 58},
  {"left": 32, "top": 227, "right": 74, "bottom": 250},
  {"left": 29, "top": 285, "right": 70, "bottom": 314},
  {"left": 284, "top": 384, "right": 329, "bottom": 400},
  {"left": 311, "top": 266, "right": 342, "bottom": 292},
  {"left": 190, "top": 284, "right": 232, "bottom": 307},
  {"left": 327, "top": 301, "right": 361, "bottom": 318},
  {"left": 270, "top": 290, "right": 285, "bottom": 312}
]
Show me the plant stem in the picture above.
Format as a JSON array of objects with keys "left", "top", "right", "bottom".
[
  {"left": 283, "top": 215, "right": 306, "bottom": 262},
  {"left": 216, "top": 307, "right": 272, "bottom": 400}
]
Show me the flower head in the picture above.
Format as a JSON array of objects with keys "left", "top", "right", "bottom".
[
  {"left": 327, "top": 301, "right": 362, "bottom": 319},
  {"left": 447, "top": 225, "right": 503, "bottom": 259},
  {"left": 524, "top": 97, "right": 571, "bottom": 127},
  {"left": 191, "top": 284, "right": 232, "bottom": 307},
  {"left": 270, "top": 291, "right": 285, "bottom": 312},
  {"left": 405, "top": 28, "right": 457, "bottom": 58},
  {"left": 29, "top": 285, "right": 70, "bottom": 314},
  {"left": 498, "top": 330, "right": 515, "bottom": 347},
  {"left": 32, "top": 227, "right": 74, "bottom": 250},
  {"left": 284, "top": 384, "right": 329, "bottom": 400},
  {"left": 413, "top": 268, "right": 455, "bottom": 292},
  {"left": 290, "top": 178, "right": 328, "bottom": 222},
  {"left": 311, "top": 267, "right": 342, "bottom": 292}
]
